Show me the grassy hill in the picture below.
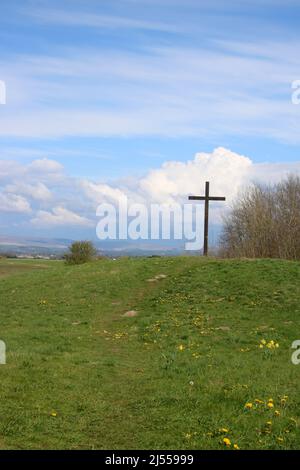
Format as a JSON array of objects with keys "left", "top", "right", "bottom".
[{"left": 0, "top": 256, "right": 299, "bottom": 450}]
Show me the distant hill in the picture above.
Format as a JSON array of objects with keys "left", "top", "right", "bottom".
[
  {"left": 0, "top": 236, "right": 73, "bottom": 257},
  {"left": 0, "top": 236, "right": 193, "bottom": 257}
]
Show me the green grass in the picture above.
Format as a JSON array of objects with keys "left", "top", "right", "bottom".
[{"left": 0, "top": 256, "right": 299, "bottom": 450}]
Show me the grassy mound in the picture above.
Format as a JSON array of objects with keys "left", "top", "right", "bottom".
[{"left": 0, "top": 257, "right": 299, "bottom": 449}]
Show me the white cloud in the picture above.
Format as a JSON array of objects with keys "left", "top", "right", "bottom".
[
  {"left": 1, "top": 148, "right": 300, "bottom": 232},
  {"left": 139, "top": 147, "right": 252, "bottom": 204},
  {"left": 249, "top": 161, "right": 300, "bottom": 184},
  {"left": 1, "top": 38, "right": 300, "bottom": 142},
  {"left": 28, "top": 158, "right": 63, "bottom": 173},
  {"left": 79, "top": 147, "right": 300, "bottom": 229},
  {"left": 0, "top": 160, "right": 24, "bottom": 182},
  {"left": 80, "top": 180, "right": 128, "bottom": 204},
  {"left": 27, "top": 8, "right": 179, "bottom": 33},
  {"left": 5, "top": 182, "right": 52, "bottom": 202},
  {"left": 0, "top": 193, "right": 31, "bottom": 213},
  {"left": 30, "top": 207, "right": 93, "bottom": 228},
  {"left": 79, "top": 147, "right": 254, "bottom": 209}
]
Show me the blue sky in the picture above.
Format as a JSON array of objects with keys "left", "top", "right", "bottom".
[{"left": 1, "top": 0, "right": 300, "bottom": 241}]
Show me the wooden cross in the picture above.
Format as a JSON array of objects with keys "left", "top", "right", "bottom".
[{"left": 189, "top": 181, "right": 226, "bottom": 256}]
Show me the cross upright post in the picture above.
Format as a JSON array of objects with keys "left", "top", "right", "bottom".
[
  {"left": 189, "top": 181, "right": 226, "bottom": 256},
  {"left": 203, "top": 181, "right": 210, "bottom": 256}
]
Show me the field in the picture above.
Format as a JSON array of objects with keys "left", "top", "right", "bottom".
[{"left": 0, "top": 256, "right": 299, "bottom": 450}]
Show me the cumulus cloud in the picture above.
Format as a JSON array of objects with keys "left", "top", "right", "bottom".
[
  {"left": 80, "top": 180, "right": 128, "bottom": 204},
  {"left": 138, "top": 147, "right": 252, "bottom": 204},
  {"left": 5, "top": 182, "right": 52, "bottom": 202},
  {"left": 0, "top": 160, "right": 24, "bottom": 181},
  {"left": 79, "top": 147, "right": 254, "bottom": 210},
  {"left": 1, "top": 147, "right": 300, "bottom": 234},
  {"left": 30, "top": 207, "right": 93, "bottom": 227},
  {"left": 28, "top": 158, "right": 63, "bottom": 173},
  {"left": 0, "top": 193, "right": 31, "bottom": 213}
]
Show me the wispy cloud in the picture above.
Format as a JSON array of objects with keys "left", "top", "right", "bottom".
[
  {"left": 1, "top": 39, "right": 300, "bottom": 142},
  {"left": 26, "top": 8, "right": 180, "bottom": 33}
]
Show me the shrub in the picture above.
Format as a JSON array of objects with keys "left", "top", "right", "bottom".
[
  {"left": 219, "top": 175, "right": 300, "bottom": 260},
  {"left": 64, "top": 241, "right": 97, "bottom": 265}
]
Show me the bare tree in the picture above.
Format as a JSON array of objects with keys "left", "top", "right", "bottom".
[{"left": 219, "top": 175, "right": 300, "bottom": 260}]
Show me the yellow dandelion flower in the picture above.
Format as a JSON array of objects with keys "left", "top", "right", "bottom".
[
  {"left": 266, "top": 421, "right": 272, "bottom": 426},
  {"left": 178, "top": 344, "right": 184, "bottom": 351},
  {"left": 275, "top": 410, "right": 280, "bottom": 417},
  {"left": 255, "top": 399, "right": 264, "bottom": 404},
  {"left": 261, "top": 339, "right": 266, "bottom": 345},
  {"left": 259, "top": 344, "right": 264, "bottom": 349},
  {"left": 233, "top": 444, "right": 240, "bottom": 450},
  {"left": 50, "top": 411, "right": 57, "bottom": 417},
  {"left": 277, "top": 437, "right": 284, "bottom": 443},
  {"left": 219, "top": 428, "right": 229, "bottom": 433},
  {"left": 267, "top": 402, "right": 274, "bottom": 409},
  {"left": 245, "top": 402, "right": 253, "bottom": 409},
  {"left": 223, "top": 437, "right": 231, "bottom": 447}
]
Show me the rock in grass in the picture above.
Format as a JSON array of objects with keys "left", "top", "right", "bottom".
[
  {"left": 146, "top": 274, "right": 168, "bottom": 282},
  {"left": 123, "top": 310, "right": 138, "bottom": 318}
]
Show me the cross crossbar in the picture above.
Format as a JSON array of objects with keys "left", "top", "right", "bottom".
[{"left": 189, "top": 196, "right": 226, "bottom": 201}]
